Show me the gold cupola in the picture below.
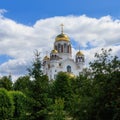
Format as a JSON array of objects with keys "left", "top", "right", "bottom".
[
  {"left": 51, "top": 49, "right": 58, "bottom": 54},
  {"left": 43, "top": 55, "right": 50, "bottom": 61},
  {"left": 65, "top": 72, "right": 76, "bottom": 78},
  {"left": 55, "top": 24, "right": 70, "bottom": 42},
  {"left": 76, "top": 51, "right": 84, "bottom": 56}
]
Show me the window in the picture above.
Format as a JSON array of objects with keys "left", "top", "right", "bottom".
[
  {"left": 59, "top": 63, "right": 61, "bottom": 66},
  {"left": 67, "top": 65, "right": 71, "bottom": 73},
  {"left": 64, "top": 43, "right": 67, "bottom": 53},
  {"left": 58, "top": 44, "right": 61, "bottom": 52}
]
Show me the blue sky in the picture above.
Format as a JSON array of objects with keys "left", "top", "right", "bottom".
[
  {"left": 0, "top": 0, "right": 120, "bottom": 80},
  {"left": 0, "top": 0, "right": 120, "bottom": 24}
]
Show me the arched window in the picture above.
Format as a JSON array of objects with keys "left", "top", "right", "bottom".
[
  {"left": 67, "top": 65, "right": 71, "bottom": 73},
  {"left": 61, "top": 45, "right": 63, "bottom": 52},
  {"left": 58, "top": 44, "right": 61, "bottom": 52},
  {"left": 64, "top": 43, "right": 67, "bottom": 53}
]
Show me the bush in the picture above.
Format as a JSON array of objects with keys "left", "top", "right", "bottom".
[
  {"left": 9, "top": 91, "right": 28, "bottom": 120},
  {"left": 0, "top": 88, "right": 14, "bottom": 119}
]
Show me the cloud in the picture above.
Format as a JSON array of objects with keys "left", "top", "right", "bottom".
[
  {"left": 83, "top": 45, "right": 120, "bottom": 67},
  {"left": 0, "top": 58, "right": 28, "bottom": 75},
  {"left": 0, "top": 14, "right": 120, "bottom": 80},
  {"left": 0, "top": 9, "right": 7, "bottom": 17}
]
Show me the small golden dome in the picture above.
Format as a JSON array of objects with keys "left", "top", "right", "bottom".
[
  {"left": 55, "top": 33, "right": 70, "bottom": 42},
  {"left": 51, "top": 49, "right": 58, "bottom": 54},
  {"left": 76, "top": 51, "right": 84, "bottom": 56},
  {"left": 43, "top": 56, "right": 50, "bottom": 61},
  {"left": 66, "top": 72, "right": 75, "bottom": 78},
  {"left": 68, "top": 73, "right": 75, "bottom": 78}
]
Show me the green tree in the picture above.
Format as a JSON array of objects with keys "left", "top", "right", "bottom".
[
  {"left": 0, "top": 76, "right": 13, "bottom": 90},
  {"left": 13, "top": 76, "right": 32, "bottom": 95},
  {"left": 69, "top": 75, "right": 94, "bottom": 120},
  {"left": 49, "top": 98, "right": 66, "bottom": 120},
  {"left": 27, "top": 50, "right": 51, "bottom": 120},
  {"left": 0, "top": 88, "right": 14, "bottom": 119},
  {"left": 53, "top": 72, "right": 73, "bottom": 110},
  {"left": 69, "top": 48, "right": 120, "bottom": 120},
  {"left": 9, "top": 91, "right": 28, "bottom": 120},
  {"left": 27, "top": 50, "right": 43, "bottom": 79},
  {"left": 89, "top": 48, "right": 118, "bottom": 75},
  {"left": 89, "top": 48, "right": 120, "bottom": 120}
]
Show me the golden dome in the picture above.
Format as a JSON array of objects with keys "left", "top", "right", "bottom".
[
  {"left": 43, "top": 56, "right": 50, "bottom": 61},
  {"left": 68, "top": 73, "right": 75, "bottom": 78},
  {"left": 76, "top": 51, "right": 84, "bottom": 56},
  {"left": 51, "top": 49, "right": 58, "bottom": 54},
  {"left": 55, "top": 33, "right": 70, "bottom": 42},
  {"left": 66, "top": 72, "right": 75, "bottom": 78}
]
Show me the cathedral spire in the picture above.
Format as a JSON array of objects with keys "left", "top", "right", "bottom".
[{"left": 60, "top": 24, "right": 64, "bottom": 34}]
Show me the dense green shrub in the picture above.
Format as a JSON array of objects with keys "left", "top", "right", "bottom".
[
  {"left": 9, "top": 91, "right": 28, "bottom": 120},
  {"left": 0, "top": 88, "right": 14, "bottom": 119},
  {"left": 0, "top": 76, "right": 12, "bottom": 90}
]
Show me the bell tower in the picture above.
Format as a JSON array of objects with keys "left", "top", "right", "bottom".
[
  {"left": 76, "top": 50, "right": 85, "bottom": 70},
  {"left": 54, "top": 24, "right": 72, "bottom": 59}
]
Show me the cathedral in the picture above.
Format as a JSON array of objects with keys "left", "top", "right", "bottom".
[{"left": 43, "top": 25, "right": 85, "bottom": 80}]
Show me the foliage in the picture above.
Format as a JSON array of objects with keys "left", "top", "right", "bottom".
[
  {"left": 52, "top": 72, "right": 73, "bottom": 110},
  {"left": 27, "top": 50, "right": 43, "bottom": 79},
  {"left": 0, "top": 88, "right": 14, "bottom": 119},
  {"left": 49, "top": 98, "right": 66, "bottom": 120},
  {"left": 69, "top": 75, "right": 94, "bottom": 120},
  {"left": 0, "top": 76, "right": 13, "bottom": 90},
  {"left": 68, "top": 48, "right": 120, "bottom": 120},
  {"left": 13, "top": 75, "right": 32, "bottom": 95},
  {"left": 27, "top": 50, "right": 51, "bottom": 120},
  {"left": 89, "top": 48, "right": 120, "bottom": 120},
  {"left": 0, "top": 48, "right": 119, "bottom": 120},
  {"left": 28, "top": 75, "right": 51, "bottom": 120},
  {"left": 89, "top": 48, "right": 119, "bottom": 75},
  {"left": 9, "top": 91, "right": 28, "bottom": 120}
]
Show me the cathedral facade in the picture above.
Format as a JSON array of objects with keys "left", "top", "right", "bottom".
[{"left": 43, "top": 25, "right": 85, "bottom": 80}]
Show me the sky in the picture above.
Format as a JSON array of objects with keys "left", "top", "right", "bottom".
[{"left": 0, "top": 0, "right": 120, "bottom": 80}]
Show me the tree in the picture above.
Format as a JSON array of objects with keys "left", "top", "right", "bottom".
[
  {"left": 68, "top": 48, "right": 120, "bottom": 120},
  {"left": 52, "top": 72, "right": 74, "bottom": 112},
  {"left": 89, "top": 48, "right": 120, "bottom": 120},
  {"left": 27, "top": 50, "right": 43, "bottom": 79},
  {"left": 69, "top": 75, "right": 94, "bottom": 120},
  {"left": 49, "top": 98, "right": 66, "bottom": 120},
  {"left": 89, "top": 48, "right": 119, "bottom": 76},
  {"left": 53, "top": 72, "right": 72, "bottom": 98},
  {"left": 13, "top": 76, "right": 32, "bottom": 95},
  {"left": 0, "top": 88, "right": 14, "bottom": 119},
  {"left": 0, "top": 76, "right": 13, "bottom": 90},
  {"left": 27, "top": 50, "right": 51, "bottom": 120},
  {"left": 9, "top": 91, "right": 28, "bottom": 120}
]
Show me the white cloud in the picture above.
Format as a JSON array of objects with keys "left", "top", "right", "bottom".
[
  {"left": 0, "top": 59, "right": 28, "bottom": 74},
  {"left": 0, "top": 14, "right": 120, "bottom": 80},
  {"left": 0, "top": 9, "right": 7, "bottom": 16},
  {"left": 83, "top": 45, "right": 120, "bottom": 67}
]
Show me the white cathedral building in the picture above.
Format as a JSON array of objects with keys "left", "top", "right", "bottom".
[{"left": 43, "top": 25, "right": 85, "bottom": 80}]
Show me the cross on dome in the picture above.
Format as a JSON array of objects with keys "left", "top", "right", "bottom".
[{"left": 60, "top": 24, "right": 64, "bottom": 34}]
